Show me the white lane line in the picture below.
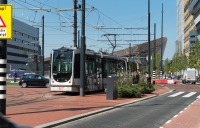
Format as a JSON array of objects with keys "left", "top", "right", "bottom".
[
  {"left": 168, "top": 92, "right": 185, "bottom": 97},
  {"left": 173, "top": 115, "right": 178, "bottom": 118},
  {"left": 166, "top": 120, "right": 171, "bottom": 124},
  {"left": 197, "top": 95, "right": 200, "bottom": 98},
  {"left": 180, "top": 111, "right": 183, "bottom": 113},
  {"left": 182, "top": 92, "right": 197, "bottom": 97}
]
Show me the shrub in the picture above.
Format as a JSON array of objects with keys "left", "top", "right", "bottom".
[
  {"left": 116, "top": 68, "right": 155, "bottom": 98},
  {"left": 117, "top": 85, "right": 142, "bottom": 98}
]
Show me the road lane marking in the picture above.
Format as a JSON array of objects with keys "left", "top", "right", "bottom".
[
  {"left": 182, "top": 92, "right": 197, "bottom": 97},
  {"left": 173, "top": 115, "right": 178, "bottom": 118},
  {"left": 168, "top": 92, "right": 185, "bottom": 97}
]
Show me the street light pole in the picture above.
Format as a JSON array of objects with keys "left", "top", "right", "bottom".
[
  {"left": 80, "top": 0, "right": 85, "bottom": 96},
  {"left": 42, "top": 15, "right": 44, "bottom": 76},
  {"left": 152, "top": 23, "right": 156, "bottom": 83},
  {"left": 148, "top": 0, "right": 151, "bottom": 82},
  {"left": 160, "top": 3, "right": 164, "bottom": 79}
]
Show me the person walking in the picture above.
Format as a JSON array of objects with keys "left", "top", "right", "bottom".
[
  {"left": 133, "top": 71, "right": 139, "bottom": 84},
  {"left": 145, "top": 72, "right": 149, "bottom": 84}
]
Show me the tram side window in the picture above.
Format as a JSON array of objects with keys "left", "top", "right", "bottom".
[
  {"left": 86, "top": 58, "right": 95, "bottom": 77},
  {"left": 74, "top": 54, "right": 80, "bottom": 78},
  {"left": 108, "top": 60, "right": 117, "bottom": 74},
  {"left": 103, "top": 59, "right": 109, "bottom": 77}
]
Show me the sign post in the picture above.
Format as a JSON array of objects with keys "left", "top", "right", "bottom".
[
  {"left": 0, "top": 2, "right": 12, "bottom": 115},
  {"left": 0, "top": 4, "right": 12, "bottom": 39}
]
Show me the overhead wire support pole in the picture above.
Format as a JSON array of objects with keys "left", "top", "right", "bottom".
[
  {"left": 80, "top": 0, "right": 85, "bottom": 97},
  {"left": 42, "top": 15, "right": 44, "bottom": 76},
  {"left": 148, "top": 0, "right": 151, "bottom": 83},
  {"left": 153, "top": 23, "right": 156, "bottom": 83},
  {"left": 72, "top": 0, "right": 77, "bottom": 47},
  {"left": 154, "top": 23, "right": 156, "bottom": 70},
  {"left": 161, "top": 3, "right": 164, "bottom": 72},
  {"left": 0, "top": 0, "right": 7, "bottom": 115}
]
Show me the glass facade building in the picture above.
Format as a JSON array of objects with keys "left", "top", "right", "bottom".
[
  {"left": 7, "top": 18, "right": 41, "bottom": 71},
  {"left": 176, "top": 0, "right": 184, "bottom": 54}
]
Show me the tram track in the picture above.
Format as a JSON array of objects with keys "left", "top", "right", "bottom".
[{"left": 6, "top": 89, "right": 69, "bottom": 107}]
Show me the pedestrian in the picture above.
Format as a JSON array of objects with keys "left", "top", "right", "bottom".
[
  {"left": 13, "top": 72, "right": 17, "bottom": 82},
  {"left": 145, "top": 72, "right": 149, "bottom": 84},
  {"left": 133, "top": 71, "right": 139, "bottom": 84}
]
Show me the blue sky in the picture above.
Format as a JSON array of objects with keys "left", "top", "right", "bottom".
[{"left": 9, "top": 0, "right": 176, "bottom": 60}]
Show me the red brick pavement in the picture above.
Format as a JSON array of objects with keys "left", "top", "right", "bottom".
[
  {"left": 5, "top": 86, "right": 200, "bottom": 128},
  {"left": 4, "top": 86, "right": 169, "bottom": 127},
  {"left": 161, "top": 98, "right": 200, "bottom": 128}
]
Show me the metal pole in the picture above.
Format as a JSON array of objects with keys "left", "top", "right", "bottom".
[
  {"left": 154, "top": 23, "right": 156, "bottom": 70},
  {"left": 152, "top": 23, "right": 156, "bottom": 83},
  {"left": 129, "top": 43, "right": 131, "bottom": 57},
  {"left": 72, "top": 0, "right": 77, "bottom": 47},
  {"left": 78, "top": 30, "right": 80, "bottom": 48},
  {"left": 80, "top": 0, "right": 85, "bottom": 96},
  {"left": 161, "top": 3, "right": 163, "bottom": 71},
  {"left": 148, "top": 0, "right": 151, "bottom": 80},
  {"left": 0, "top": 0, "right": 7, "bottom": 115},
  {"left": 42, "top": 15, "right": 44, "bottom": 76}
]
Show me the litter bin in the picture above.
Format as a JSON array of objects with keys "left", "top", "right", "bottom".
[{"left": 106, "top": 75, "right": 118, "bottom": 100}]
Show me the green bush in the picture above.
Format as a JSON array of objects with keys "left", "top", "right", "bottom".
[
  {"left": 116, "top": 68, "right": 155, "bottom": 98},
  {"left": 117, "top": 85, "right": 142, "bottom": 98}
]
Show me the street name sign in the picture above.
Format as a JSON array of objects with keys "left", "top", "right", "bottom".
[{"left": 0, "top": 4, "right": 12, "bottom": 39}]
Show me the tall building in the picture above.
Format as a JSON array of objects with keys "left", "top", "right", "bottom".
[
  {"left": 7, "top": 18, "right": 41, "bottom": 71},
  {"left": 183, "top": 0, "right": 196, "bottom": 56},
  {"left": 176, "top": 0, "right": 184, "bottom": 54},
  {"left": 189, "top": 0, "right": 200, "bottom": 39}
]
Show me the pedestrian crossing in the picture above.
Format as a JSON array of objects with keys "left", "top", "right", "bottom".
[{"left": 168, "top": 92, "right": 200, "bottom": 98}]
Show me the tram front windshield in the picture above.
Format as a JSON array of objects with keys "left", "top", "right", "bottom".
[{"left": 52, "top": 50, "right": 73, "bottom": 82}]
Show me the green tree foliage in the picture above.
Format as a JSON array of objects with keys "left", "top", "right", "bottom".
[
  {"left": 188, "top": 39, "right": 200, "bottom": 70},
  {"left": 155, "top": 53, "right": 161, "bottom": 74},
  {"left": 163, "top": 58, "right": 170, "bottom": 73}
]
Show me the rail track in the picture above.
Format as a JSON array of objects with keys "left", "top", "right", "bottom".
[{"left": 6, "top": 87, "right": 69, "bottom": 107}]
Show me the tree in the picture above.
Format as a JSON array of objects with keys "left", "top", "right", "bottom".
[{"left": 163, "top": 58, "right": 170, "bottom": 74}]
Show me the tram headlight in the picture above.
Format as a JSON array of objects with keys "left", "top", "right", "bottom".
[{"left": 51, "top": 78, "right": 54, "bottom": 83}]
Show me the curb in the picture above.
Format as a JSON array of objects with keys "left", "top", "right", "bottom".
[{"left": 34, "top": 89, "right": 174, "bottom": 128}]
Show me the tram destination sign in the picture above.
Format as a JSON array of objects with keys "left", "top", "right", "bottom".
[{"left": 0, "top": 4, "right": 12, "bottom": 39}]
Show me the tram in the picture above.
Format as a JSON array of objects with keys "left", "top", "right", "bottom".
[{"left": 49, "top": 47, "right": 127, "bottom": 92}]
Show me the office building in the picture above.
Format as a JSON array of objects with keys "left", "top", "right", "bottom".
[
  {"left": 184, "top": 0, "right": 196, "bottom": 56},
  {"left": 176, "top": 0, "right": 184, "bottom": 54},
  {"left": 189, "top": 0, "right": 200, "bottom": 39},
  {"left": 7, "top": 18, "right": 41, "bottom": 71}
]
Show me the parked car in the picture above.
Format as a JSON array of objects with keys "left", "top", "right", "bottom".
[{"left": 19, "top": 74, "right": 49, "bottom": 88}]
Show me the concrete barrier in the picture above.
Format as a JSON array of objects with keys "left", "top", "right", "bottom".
[{"left": 153, "top": 79, "right": 177, "bottom": 84}]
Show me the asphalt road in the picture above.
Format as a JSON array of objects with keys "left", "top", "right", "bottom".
[{"left": 54, "top": 91, "right": 199, "bottom": 128}]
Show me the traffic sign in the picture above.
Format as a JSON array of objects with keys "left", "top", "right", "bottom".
[{"left": 0, "top": 4, "right": 12, "bottom": 39}]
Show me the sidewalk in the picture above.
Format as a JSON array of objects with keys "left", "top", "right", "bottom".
[
  {"left": 4, "top": 86, "right": 200, "bottom": 128},
  {"left": 162, "top": 97, "right": 200, "bottom": 128}
]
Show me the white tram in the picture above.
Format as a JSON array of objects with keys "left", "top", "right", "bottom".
[{"left": 49, "top": 47, "right": 127, "bottom": 92}]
